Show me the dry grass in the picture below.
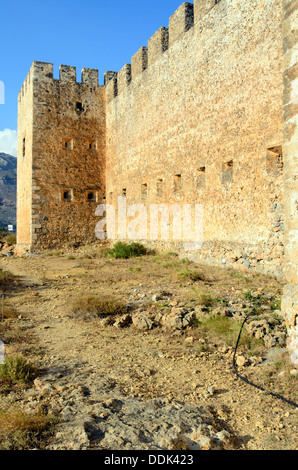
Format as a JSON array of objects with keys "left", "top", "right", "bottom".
[
  {"left": 71, "top": 294, "right": 128, "bottom": 320},
  {"left": 0, "top": 269, "right": 15, "bottom": 288},
  {"left": 0, "top": 397, "right": 57, "bottom": 450}
]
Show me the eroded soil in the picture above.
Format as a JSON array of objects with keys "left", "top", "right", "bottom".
[{"left": 0, "top": 247, "right": 297, "bottom": 450}]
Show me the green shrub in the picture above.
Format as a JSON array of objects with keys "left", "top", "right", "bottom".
[
  {"left": 105, "top": 242, "right": 147, "bottom": 259},
  {"left": 178, "top": 269, "right": 205, "bottom": 282},
  {"left": 0, "top": 356, "right": 38, "bottom": 387}
]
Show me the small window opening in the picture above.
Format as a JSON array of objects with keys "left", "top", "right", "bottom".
[
  {"left": 156, "top": 179, "right": 164, "bottom": 197},
  {"left": 62, "top": 190, "right": 72, "bottom": 202},
  {"left": 221, "top": 160, "right": 233, "bottom": 184},
  {"left": 22, "top": 138, "right": 26, "bottom": 158},
  {"left": 141, "top": 183, "right": 148, "bottom": 201},
  {"left": 174, "top": 174, "right": 182, "bottom": 192},
  {"left": 63, "top": 138, "right": 73, "bottom": 150},
  {"left": 86, "top": 191, "right": 97, "bottom": 202},
  {"left": 88, "top": 140, "right": 97, "bottom": 150},
  {"left": 122, "top": 188, "right": 127, "bottom": 197},
  {"left": 196, "top": 167, "right": 206, "bottom": 189},
  {"left": 266, "top": 146, "right": 283, "bottom": 172},
  {"left": 76, "top": 102, "right": 83, "bottom": 113}
]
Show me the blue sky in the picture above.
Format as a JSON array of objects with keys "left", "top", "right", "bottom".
[{"left": 0, "top": 0, "right": 187, "bottom": 156}]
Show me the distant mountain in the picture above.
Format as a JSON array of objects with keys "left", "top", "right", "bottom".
[{"left": 0, "top": 153, "right": 17, "bottom": 229}]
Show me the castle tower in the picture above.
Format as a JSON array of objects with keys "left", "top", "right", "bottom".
[{"left": 17, "top": 61, "right": 106, "bottom": 252}]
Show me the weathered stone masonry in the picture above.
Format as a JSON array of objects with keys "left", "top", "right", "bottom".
[
  {"left": 17, "top": 0, "right": 297, "bottom": 362},
  {"left": 106, "top": 0, "right": 285, "bottom": 278},
  {"left": 17, "top": 62, "right": 105, "bottom": 252},
  {"left": 281, "top": 0, "right": 298, "bottom": 364}
]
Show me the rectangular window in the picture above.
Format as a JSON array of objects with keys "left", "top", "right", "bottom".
[
  {"left": 63, "top": 138, "right": 73, "bottom": 150},
  {"left": 174, "top": 174, "right": 182, "bottom": 192},
  {"left": 221, "top": 160, "right": 233, "bottom": 184},
  {"left": 62, "top": 189, "right": 73, "bottom": 202},
  {"left": 141, "top": 183, "right": 148, "bottom": 201},
  {"left": 76, "top": 102, "right": 83, "bottom": 113},
  {"left": 122, "top": 188, "right": 127, "bottom": 197},
  {"left": 22, "top": 138, "right": 25, "bottom": 158},
  {"left": 266, "top": 146, "right": 283, "bottom": 173},
  {"left": 88, "top": 140, "right": 97, "bottom": 150},
  {"left": 156, "top": 179, "right": 164, "bottom": 197},
  {"left": 86, "top": 190, "right": 98, "bottom": 202},
  {"left": 196, "top": 167, "right": 206, "bottom": 189}
]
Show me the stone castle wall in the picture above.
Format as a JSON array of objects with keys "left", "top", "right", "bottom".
[
  {"left": 17, "top": 0, "right": 285, "bottom": 277},
  {"left": 281, "top": 0, "right": 298, "bottom": 363},
  {"left": 16, "top": 0, "right": 298, "bottom": 363},
  {"left": 105, "top": 0, "right": 285, "bottom": 277}
]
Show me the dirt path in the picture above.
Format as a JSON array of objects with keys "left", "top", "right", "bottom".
[{"left": 1, "top": 251, "right": 297, "bottom": 450}]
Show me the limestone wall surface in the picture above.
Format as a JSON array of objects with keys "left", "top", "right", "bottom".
[
  {"left": 105, "top": 0, "right": 285, "bottom": 277},
  {"left": 281, "top": 0, "right": 298, "bottom": 363},
  {"left": 17, "top": 61, "right": 106, "bottom": 251},
  {"left": 17, "top": 65, "right": 34, "bottom": 251}
]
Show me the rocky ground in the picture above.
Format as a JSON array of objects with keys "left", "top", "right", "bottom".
[{"left": 0, "top": 245, "right": 297, "bottom": 451}]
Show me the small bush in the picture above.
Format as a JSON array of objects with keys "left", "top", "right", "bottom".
[
  {"left": 3, "top": 234, "right": 16, "bottom": 245},
  {"left": 0, "top": 399, "right": 58, "bottom": 450},
  {"left": 0, "top": 356, "right": 38, "bottom": 387},
  {"left": 0, "top": 269, "right": 16, "bottom": 290},
  {"left": 196, "top": 293, "right": 215, "bottom": 307},
  {"left": 178, "top": 269, "right": 205, "bottom": 282},
  {"left": 71, "top": 295, "right": 128, "bottom": 319},
  {"left": 105, "top": 242, "right": 147, "bottom": 259}
]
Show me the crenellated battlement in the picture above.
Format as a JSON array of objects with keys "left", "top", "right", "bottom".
[
  {"left": 105, "top": 72, "right": 118, "bottom": 102},
  {"left": 104, "top": 0, "right": 223, "bottom": 99},
  {"left": 148, "top": 27, "right": 169, "bottom": 66},
  {"left": 131, "top": 47, "right": 148, "bottom": 82},
  {"left": 193, "top": 0, "right": 218, "bottom": 20},
  {"left": 19, "top": 61, "right": 100, "bottom": 102},
  {"left": 169, "top": 2, "right": 194, "bottom": 46},
  {"left": 117, "top": 64, "right": 132, "bottom": 96}
]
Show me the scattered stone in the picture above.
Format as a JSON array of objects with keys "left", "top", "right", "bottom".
[
  {"left": 185, "top": 336, "right": 194, "bottom": 344},
  {"left": 132, "top": 315, "right": 154, "bottom": 330},
  {"left": 236, "top": 355, "right": 249, "bottom": 368},
  {"left": 113, "top": 314, "right": 132, "bottom": 328}
]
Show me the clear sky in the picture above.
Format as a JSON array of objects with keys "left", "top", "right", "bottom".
[{"left": 0, "top": 0, "right": 187, "bottom": 156}]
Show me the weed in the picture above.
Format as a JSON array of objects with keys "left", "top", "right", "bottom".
[
  {"left": 0, "top": 269, "right": 15, "bottom": 288},
  {"left": 196, "top": 292, "right": 215, "bottom": 307},
  {"left": 0, "top": 399, "right": 58, "bottom": 450},
  {"left": 0, "top": 356, "right": 38, "bottom": 387},
  {"left": 129, "top": 267, "right": 142, "bottom": 273},
  {"left": 71, "top": 295, "right": 128, "bottom": 319},
  {"left": 2, "top": 234, "right": 16, "bottom": 245},
  {"left": 199, "top": 316, "right": 249, "bottom": 348},
  {"left": 105, "top": 242, "right": 147, "bottom": 259},
  {"left": 177, "top": 269, "right": 205, "bottom": 282}
]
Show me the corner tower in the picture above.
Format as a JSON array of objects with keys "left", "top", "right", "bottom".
[{"left": 17, "top": 61, "right": 106, "bottom": 252}]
